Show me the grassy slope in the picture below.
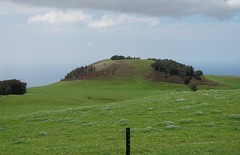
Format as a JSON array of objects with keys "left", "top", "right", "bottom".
[
  {"left": 205, "top": 75, "right": 240, "bottom": 89},
  {"left": 0, "top": 59, "right": 189, "bottom": 118},
  {"left": 0, "top": 59, "right": 240, "bottom": 154}
]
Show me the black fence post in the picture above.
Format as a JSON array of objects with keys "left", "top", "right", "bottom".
[{"left": 126, "top": 128, "right": 130, "bottom": 155}]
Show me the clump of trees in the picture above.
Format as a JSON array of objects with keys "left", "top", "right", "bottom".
[
  {"left": 110, "top": 55, "right": 140, "bottom": 60},
  {"left": 63, "top": 65, "right": 96, "bottom": 80},
  {"left": 151, "top": 59, "right": 203, "bottom": 84},
  {"left": 0, "top": 79, "right": 27, "bottom": 95},
  {"left": 64, "top": 66, "right": 88, "bottom": 80}
]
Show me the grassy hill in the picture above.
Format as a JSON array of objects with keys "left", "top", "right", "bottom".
[
  {"left": 63, "top": 59, "right": 215, "bottom": 85},
  {"left": 0, "top": 59, "right": 240, "bottom": 154},
  {"left": 63, "top": 59, "right": 155, "bottom": 81}
]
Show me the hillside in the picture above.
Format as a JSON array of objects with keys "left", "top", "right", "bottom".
[
  {"left": 205, "top": 75, "right": 240, "bottom": 89},
  {"left": 0, "top": 80, "right": 239, "bottom": 154},
  {"left": 63, "top": 59, "right": 153, "bottom": 81},
  {"left": 63, "top": 59, "right": 216, "bottom": 86}
]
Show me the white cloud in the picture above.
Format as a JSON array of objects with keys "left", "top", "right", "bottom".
[
  {"left": 88, "top": 14, "right": 159, "bottom": 28},
  {"left": 6, "top": 0, "right": 240, "bottom": 19},
  {"left": 28, "top": 11, "right": 159, "bottom": 28},
  {"left": 28, "top": 11, "right": 92, "bottom": 24}
]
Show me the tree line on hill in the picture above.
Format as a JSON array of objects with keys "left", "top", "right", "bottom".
[
  {"left": 110, "top": 55, "right": 141, "bottom": 60},
  {"left": 151, "top": 59, "right": 203, "bottom": 84},
  {"left": 64, "top": 66, "right": 88, "bottom": 80},
  {"left": 0, "top": 79, "right": 27, "bottom": 95},
  {"left": 63, "top": 65, "right": 96, "bottom": 80}
]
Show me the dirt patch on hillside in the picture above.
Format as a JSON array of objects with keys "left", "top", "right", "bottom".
[
  {"left": 191, "top": 77, "right": 219, "bottom": 86},
  {"left": 79, "top": 61, "right": 131, "bottom": 80},
  {"left": 79, "top": 71, "right": 106, "bottom": 80}
]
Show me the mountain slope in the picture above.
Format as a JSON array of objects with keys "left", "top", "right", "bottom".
[
  {"left": 63, "top": 59, "right": 215, "bottom": 85},
  {"left": 64, "top": 59, "right": 154, "bottom": 81}
]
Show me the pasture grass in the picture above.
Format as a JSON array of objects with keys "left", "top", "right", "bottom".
[
  {"left": 205, "top": 75, "right": 240, "bottom": 89},
  {"left": 0, "top": 68, "right": 240, "bottom": 154}
]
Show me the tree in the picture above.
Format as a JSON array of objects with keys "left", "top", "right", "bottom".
[
  {"left": 110, "top": 55, "right": 126, "bottom": 60},
  {"left": 189, "top": 82, "right": 198, "bottom": 91},
  {"left": 182, "top": 76, "right": 192, "bottom": 84},
  {"left": 194, "top": 70, "right": 203, "bottom": 80},
  {"left": 0, "top": 85, "right": 3, "bottom": 95},
  {"left": 64, "top": 66, "right": 87, "bottom": 80},
  {"left": 0, "top": 79, "right": 27, "bottom": 95}
]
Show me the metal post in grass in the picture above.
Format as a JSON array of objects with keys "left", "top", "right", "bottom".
[{"left": 126, "top": 128, "right": 130, "bottom": 155}]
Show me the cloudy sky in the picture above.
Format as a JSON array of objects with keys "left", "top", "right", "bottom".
[{"left": 1, "top": 0, "right": 240, "bottom": 87}]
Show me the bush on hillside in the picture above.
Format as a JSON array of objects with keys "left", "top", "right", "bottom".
[
  {"left": 0, "top": 79, "right": 27, "bottom": 95},
  {"left": 189, "top": 82, "right": 198, "bottom": 91},
  {"left": 194, "top": 70, "right": 203, "bottom": 80},
  {"left": 111, "top": 55, "right": 126, "bottom": 60}
]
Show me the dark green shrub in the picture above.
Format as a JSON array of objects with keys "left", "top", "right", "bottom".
[
  {"left": 194, "top": 70, "right": 203, "bottom": 80},
  {"left": 111, "top": 55, "right": 126, "bottom": 60},
  {"left": 182, "top": 76, "right": 192, "bottom": 84},
  {"left": 189, "top": 82, "right": 198, "bottom": 91},
  {"left": 110, "top": 55, "right": 141, "bottom": 60},
  {"left": 0, "top": 79, "right": 27, "bottom": 95},
  {"left": 0, "top": 86, "right": 3, "bottom": 95}
]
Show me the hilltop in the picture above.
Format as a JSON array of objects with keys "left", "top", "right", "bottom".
[{"left": 63, "top": 56, "right": 216, "bottom": 86}]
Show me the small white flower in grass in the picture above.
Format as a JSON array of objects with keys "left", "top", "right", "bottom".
[
  {"left": 179, "top": 119, "right": 193, "bottom": 124},
  {"left": 194, "top": 111, "right": 204, "bottom": 115},
  {"left": 225, "top": 114, "right": 240, "bottom": 120},
  {"left": 157, "top": 121, "right": 175, "bottom": 126},
  {"left": 166, "top": 125, "right": 180, "bottom": 130},
  {"left": 143, "top": 127, "right": 160, "bottom": 133},
  {"left": 211, "top": 110, "right": 221, "bottom": 113},
  {"left": 147, "top": 108, "right": 154, "bottom": 111},
  {"left": 175, "top": 98, "right": 185, "bottom": 102},
  {"left": 201, "top": 123, "right": 216, "bottom": 127},
  {"left": 200, "top": 103, "right": 211, "bottom": 106}
]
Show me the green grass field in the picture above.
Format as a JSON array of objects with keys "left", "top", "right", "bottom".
[{"left": 0, "top": 60, "right": 240, "bottom": 154}]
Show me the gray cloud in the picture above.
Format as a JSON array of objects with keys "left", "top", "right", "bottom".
[{"left": 6, "top": 0, "right": 240, "bottom": 18}]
